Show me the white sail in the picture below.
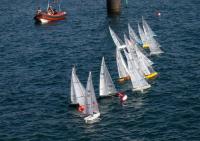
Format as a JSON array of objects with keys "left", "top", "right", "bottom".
[
  {"left": 109, "top": 26, "right": 125, "bottom": 48},
  {"left": 141, "top": 17, "right": 163, "bottom": 55},
  {"left": 128, "top": 23, "right": 142, "bottom": 45},
  {"left": 70, "top": 68, "right": 77, "bottom": 104},
  {"left": 124, "top": 37, "right": 151, "bottom": 91},
  {"left": 142, "top": 16, "right": 156, "bottom": 37},
  {"left": 99, "top": 57, "right": 117, "bottom": 96},
  {"left": 135, "top": 50, "right": 152, "bottom": 75},
  {"left": 85, "top": 72, "right": 99, "bottom": 115},
  {"left": 148, "top": 37, "right": 164, "bottom": 55},
  {"left": 127, "top": 55, "right": 151, "bottom": 91},
  {"left": 70, "top": 67, "right": 86, "bottom": 106},
  {"left": 136, "top": 48, "right": 153, "bottom": 66},
  {"left": 123, "top": 34, "right": 140, "bottom": 71},
  {"left": 138, "top": 23, "right": 148, "bottom": 45},
  {"left": 116, "top": 47, "right": 129, "bottom": 78},
  {"left": 128, "top": 38, "right": 154, "bottom": 66}
]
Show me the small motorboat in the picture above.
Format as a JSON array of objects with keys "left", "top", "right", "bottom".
[{"left": 34, "top": 2, "right": 67, "bottom": 24}]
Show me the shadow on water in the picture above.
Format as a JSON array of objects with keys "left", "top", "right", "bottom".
[{"left": 107, "top": 13, "right": 121, "bottom": 25}]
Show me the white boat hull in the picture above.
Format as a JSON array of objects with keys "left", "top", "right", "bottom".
[
  {"left": 150, "top": 51, "right": 164, "bottom": 55},
  {"left": 84, "top": 113, "right": 100, "bottom": 124},
  {"left": 132, "top": 85, "right": 151, "bottom": 92},
  {"left": 40, "top": 19, "right": 49, "bottom": 24}
]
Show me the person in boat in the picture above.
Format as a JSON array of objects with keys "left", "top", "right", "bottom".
[
  {"left": 36, "top": 7, "right": 42, "bottom": 15},
  {"left": 47, "top": 6, "right": 54, "bottom": 15},
  {"left": 53, "top": 8, "right": 57, "bottom": 14}
]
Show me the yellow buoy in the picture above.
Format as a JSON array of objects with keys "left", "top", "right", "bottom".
[
  {"left": 143, "top": 43, "right": 149, "bottom": 49},
  {"left": 145, "top": 72, "right": 158, "bottom": 79}
]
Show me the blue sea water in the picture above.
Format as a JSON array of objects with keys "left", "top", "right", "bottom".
[{"left": 0, "top": 0, "right": 200, "bottom": 140}]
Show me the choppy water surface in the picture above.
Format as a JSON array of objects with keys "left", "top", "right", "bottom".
[{"left": 0, "top": 0, "right": 200, "bottom": 140}]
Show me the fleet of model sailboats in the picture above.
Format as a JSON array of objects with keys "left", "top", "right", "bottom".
[{"left": 69, "top": 17, "right": 164, "bottom": 124}]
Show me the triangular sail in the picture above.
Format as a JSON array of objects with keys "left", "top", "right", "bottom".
[
  {"left": 70, "top": 68, "right": 77, "bottom": 104},
  {"left": 85, "top": 72, "right": 99, "bottom": 115},
  {"left": 109, "top": 26, "right": 125, "bottom": 48},
  {"left": 128, "top": 23, "right": 142, "bottom": 45},
  {"left": 70, "top": 67, "right": 86, "bottom": 105},
  {"left": 136, "top": 48, "right": 153, "bottom": 66},
  {"left": 116, "top": 47, "right": 129, "bottom": 78},
  {"left": 148, "top": 37, "right": 164, "bottom": 55},
  {"left": 135, "top": 50, "right": 152, "bottom": 75},
  {"left": 99, "top": 57, "right": 117, "bottom": 96},
  {"left": 138, "top": 23, "right": 148, "bottom": 45},
  {"left": 128, "top": 38, "right": 154, "bottom": 66},
  {"left": 142, "top": 16, "right": 156, "bottom": 37},
  {"left": 123, "top": 34, "right": 140, "bottom": 71}
]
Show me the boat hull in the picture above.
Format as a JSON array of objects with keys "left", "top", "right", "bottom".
[
  {"left": 117, "top": 76, "right": 131, "bottom": 84},
  {"left": 98, "top": 93, "right": 117, "bottom": 99},
  {"left": 132, "top": 85, "right": 151, "bottom": 92},
  {"left": 84, "top": 113, "right": 100, "bottom": 123},
  {"left": 143, "top": 43, "right": 149, "bottom": 48},
  {"left": 34, "top": 12, "right": 66, "bottom": 23},
  {"left": 145, "top": 72, "right": 158, "bottom": 79}
]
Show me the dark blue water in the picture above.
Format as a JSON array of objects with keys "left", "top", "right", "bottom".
[{"left": 0, "top": 0, "right": 200, "bottom": 140}]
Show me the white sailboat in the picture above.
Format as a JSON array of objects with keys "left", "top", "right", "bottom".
[
  {"left": 124, "top": 37, "right": 151, "bottom": 92},
  {"left": 99, "top": 57, "right": 117, "bottom": 97},
  {"left": 135, "top": 49, "right": 158, "bottom": 79},
  {"left": 142, "top": 16, "right": 156, "bottom": 37},
  {"left": 70, "top": 67, "right": 86, "bottom": 107},
  {"left": 141, "top": 17, "right": 164, "bottom": 55},
  {"left": 116, "top": 47, "right": 130, "bottom": 83},
  {"left": 138, "top": 23, "right": 149, "bottom": 48},
  {"left": 128, "top": 23, "right": 142, "bottom": 45},
  {"left": 84, "top": 72, "right": 100, "bottom": 123}
]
